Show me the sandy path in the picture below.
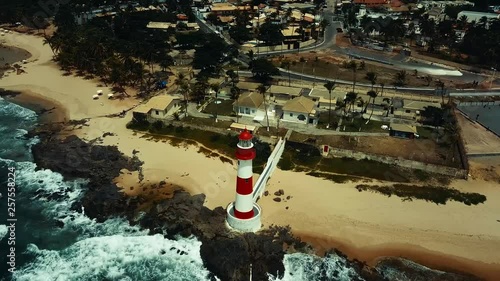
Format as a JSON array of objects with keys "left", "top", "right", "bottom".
[{"left": 259, "top": 169, "right": 500, "bottom": 280}]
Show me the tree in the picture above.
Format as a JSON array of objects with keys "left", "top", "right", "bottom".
[
  {"left": 323, "top": 81, "right": 336, "bottom": 129},
  {"left": 366, "top": 90, "right": 378, "bottom": 121},
  {"left": 379, "top": 82, "right": 385, "bottom": 97},
  {"left": 365, "top": 71, "right": 377, "bottom": 90},
  {"left": 319, "top": 19, "right": 330, "bottom": 37},
  {"left": 250, "top": 58, "right": 279, "bottom": 84},
  {"left": 175, "top": 73, "right": 190, "bottom": 117},
  {"left": 210, "top": 82, "right": 221, "bottom": 122},
  {"left": 257, "top": 84, "right": 270, "bottom": 131},
  {"left": 258, "top": 21, "right": 284, "bottom": 47},
  {"left": 226, "top": 69, "right": 239, "bottom": 88},
  {"left": 193, "top": 34, "right": 229, "bottom": 76},
  {"left": 344, "top": 91, "right": 358, "bottom": 117},
  {"left": 394, "top": 70, "right": 407, "bottom": 86},
  {"left": 347, "top": 60, "right": 357, "bottom": 93}
]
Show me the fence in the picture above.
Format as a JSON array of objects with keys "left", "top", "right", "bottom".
[{"left": 253, "top": 137, "right": 286, "bottom": 202}]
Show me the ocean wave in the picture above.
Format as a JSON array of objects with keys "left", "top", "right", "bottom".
[
  {"left": 0, "top": 224, "right": 7, "bottom": 241},
  {"left": 272, "top": 253, "right": 364, "bottom": 281},
  {"left": 14, "top": 234, "right": 216, "bottom": 281},
  {"left": 0, "top": 100, "right": 37, "bottom": 125}
]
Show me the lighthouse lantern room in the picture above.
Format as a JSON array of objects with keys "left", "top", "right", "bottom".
[{"left": 226, "top": 129, "right": 262, "bottom": 232}]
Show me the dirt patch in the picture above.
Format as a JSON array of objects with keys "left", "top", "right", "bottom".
[
  {"left": 468, "top": 157, "right": 500, "bottom": 183},
  {"left": 290, "top": 132, "right": 462, "bottom": 168},
  {"left": 276, "top": 53, "right": 440, "bottom": 88},
  {"left": 455, "top": 111, "right": 500, "bottom": 155}
]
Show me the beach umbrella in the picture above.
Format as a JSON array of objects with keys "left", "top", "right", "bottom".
[
  {"left": 107, "top": 93, "right": 114, "bottom": 99},
  {"left": 97, "top": 90, "right": 103, "bottom": 95},
  {"left": 92, "top": 94, "right": 99, "bottom": 100}
]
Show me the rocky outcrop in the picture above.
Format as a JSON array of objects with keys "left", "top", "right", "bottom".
[
  {"left": 31, "top": 134, "right": 143, "bottom": 222},
  {"left": 30, "top": 133, "right": 480, "bottom": 281}
]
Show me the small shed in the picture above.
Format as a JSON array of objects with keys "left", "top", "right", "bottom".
[{"left": 389, "top": 123, "right": 417, "bottom": 139}]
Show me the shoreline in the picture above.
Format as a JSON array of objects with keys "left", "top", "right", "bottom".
[
  {"left": 297, "top": 231, "right": 500, "bottom": 281},
  {"left": 4, "top": 29, "right": 500, "bottom": 281},
  {"left": 4, "top": 89, "right": 68, "bottom": 124}
]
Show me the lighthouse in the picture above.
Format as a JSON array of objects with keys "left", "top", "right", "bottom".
[{"left": 226, "top": 129, "right": 261, "bottom": 232}]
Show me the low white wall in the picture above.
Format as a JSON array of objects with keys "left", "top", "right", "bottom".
[{"left": 253, "top": 138, "right": 286, "bottom": 201}]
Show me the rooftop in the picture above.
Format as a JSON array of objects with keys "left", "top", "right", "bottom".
[
  {"left": 390, "top": 123, "right": 417, "bottom": 134},
  {"left": 403, "top": 100, "right": 441, "bottom": 111},
  {"left": 146, "top": 95, "right": 180, "bottom": 111},
  {"left": 282, "top": 96, "right": 316, "bottom": 113},
  {"left": 235, "top": 92, "right": 264, "bottom": 108},
  {"left": 268, "top": 85, "right": 304, "bottom": 96}
]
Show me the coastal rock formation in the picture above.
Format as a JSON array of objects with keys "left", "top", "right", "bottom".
[
  {"left": 31, "top": 134, "right": 143, "bottom": 221},
  {"left": 30, "top": 133, "right": 482, "bottom": 281}
]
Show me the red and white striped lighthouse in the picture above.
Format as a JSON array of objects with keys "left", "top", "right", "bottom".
[{"left": 234, "top": 129, "right": 256, "bottom": 219}]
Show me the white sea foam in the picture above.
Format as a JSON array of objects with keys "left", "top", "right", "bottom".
[
  {"left": 0, "top": 99, "right": 37, "bottom": 123},
  {"left": 0, "top": 224, "right": 7, "bottom": 241},
  {"left": 14, "top": 234, "right": 215, "bottom": 281},
  {"left": 272, "top": 253, "right": 364, "bottom": 281}
]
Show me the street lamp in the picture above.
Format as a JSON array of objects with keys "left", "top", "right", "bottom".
[{"left": 490, "top": 67, "right": 497, "bottom": 90}]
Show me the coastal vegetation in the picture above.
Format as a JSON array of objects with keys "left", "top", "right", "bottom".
[
  {"left": 278, "top": 141, "right": 452, "bottom": 184},
  {"left": 127, "top": 119, "right": 271, "bottom": 173},
  {"left": 355, "top": 184, "right": 487, "bottom": 206}
]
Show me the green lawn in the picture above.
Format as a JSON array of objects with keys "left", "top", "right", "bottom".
[
  {"left": 202, "top": 99, "right": 235, "bottom": 116},
  {"left": 127, "top": 120, "right": 271, "bottom": 173},
  {"left": 278, "top": 142, "right": 451, "bottom": 184},
  {"left": 417, "top": 126, "right": 435, "bottom": 139},
  {"left": 340, "top": 118, "right": 388, "bottom": 133},
  {"left": 317, "top": 111, "right": 340, "bottom": 129}
]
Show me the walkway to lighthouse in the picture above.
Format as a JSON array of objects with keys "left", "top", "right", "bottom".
[{"left": 252, "top": 130, "right": 291, "bottom": 202}]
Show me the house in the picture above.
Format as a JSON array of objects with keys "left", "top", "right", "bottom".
[
  {"left": 268, "top": 85, "right": 306, "bottom": 101},
  {"left": 133, "top": 95, "right": 182, "bottom": 121},
  {"left": 233, "top": 92, "right": 264, "bottom": 117},
  {"left": 282, "top": 96, "right": 318, "bottom": 125},
  {"left": 393, "top": 100, "right": 441, "bottom": 120},
  {"left": 210, "top": 3, "right": 251, "bottom": 16},
  {"left": 389, "top": 123, "right": 417, "bottom": 139},
  {"left": 353, "top": 0, "right": 389, "bottom": 7},
  {"left": 457, "top": 11, "right": 499, "bottom": 28},
  {"left": 427, "top": 7, "right": 445, "bottom": 22}
]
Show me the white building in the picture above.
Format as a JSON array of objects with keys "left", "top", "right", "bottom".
[
  {"left": 281, "top": 96, "right": 318, "bottom": 125},
  {"left": 457, "top": 11, "right": 500, "bottom": 24},
  {"left": 233, "top": 92, "right": 264, "bottom": 117},
  {"left": 133, "top": 95, "right": 182, "bottom": 121}
]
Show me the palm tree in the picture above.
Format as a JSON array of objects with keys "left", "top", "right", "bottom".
[
  {"left": 319, "top": 19, "right": 330, "bottom": 37},
  {"left": 226, "top": 69, "right": 239, "bottom": 88},
  {"left": 210, "top": 82, "right": 221, "bottom": 122},
  {"left": 348, "top": 60, "right": 357, "bottom": 93},
  {"left": 257, "top": 84, "right": 270, "bottom": 131},
  {"left": 366, "top": 90, "right": 378, "bottom": 121},
  {"left": 394, "top": 70, "right": 407, "bottom": 86},
  {"left": 323, "top": 81, "right": 336, "bottom": 129},
  {"left": 435, "top": 80, "right": 445, "bottom": 104},
  {"left": 379, "top": 82, "right": 385, "bottom": 97},
  {"left": 344, "top": 91, "right": 358, "bottom": 117},
  {"left": 365, "top": 71, "right": 377, "bottom": 90},
  {"left": 175, "top": 73, "right": 189, "bottom": 117},
  {"left": 280, "top": 59, "right": 291, "bottom": 86}
]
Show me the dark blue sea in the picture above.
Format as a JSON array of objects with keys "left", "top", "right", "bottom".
[{"left": 0, "top": 98, "right": 381, "bottom": 280}]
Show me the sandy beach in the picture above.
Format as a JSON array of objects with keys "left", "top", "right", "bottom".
[
  {"left": 3, "top": 31, "right": 500, "bottom": 280},
  {"left": 0, "top": 31, "right": 138, "bottom": 121}
]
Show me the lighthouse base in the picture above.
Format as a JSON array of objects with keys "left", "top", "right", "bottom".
[{"left": 226, "top": 202, "right": 261, "bottom": 233}]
